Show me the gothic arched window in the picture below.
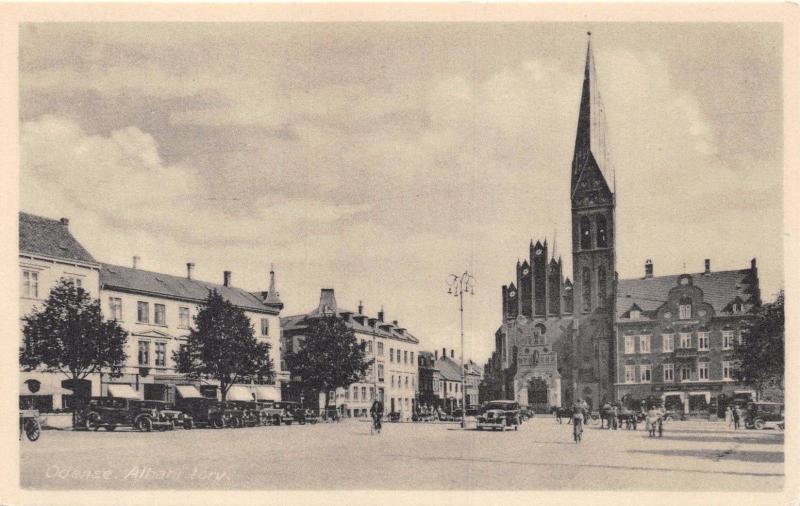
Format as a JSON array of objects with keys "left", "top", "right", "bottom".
[
  {"left": 580, "top": 216, "right": 591, "bottom": 250},
  {"left": 582, "top": 267, "right": 592, "bottom": 313},
  {"left": 597, "top": 266, "right": 607, "bottom": 309},
  {"left": 596, "top": 215, "right": 608, "bottom": 248}
]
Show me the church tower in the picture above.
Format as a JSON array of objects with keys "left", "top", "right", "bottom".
[{"left": 571, "top": 33, "right": 615, "bottom": 316}]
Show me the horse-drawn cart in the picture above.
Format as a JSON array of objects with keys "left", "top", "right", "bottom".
[{"left": 19, "top": 409, "right": 41, "bottom": 442}]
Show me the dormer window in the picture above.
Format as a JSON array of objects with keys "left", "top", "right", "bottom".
[
  {"left": 731, "top": 302, "right": 743, "bottom": 313},
  {"left": 630, "top": 308, "right": 640, "bottom": 320},
  {"left": 678, "top": 297, "right": 692, "bottom": 320}
]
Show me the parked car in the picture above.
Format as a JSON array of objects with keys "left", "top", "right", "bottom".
[
  {"left": 744, "top": 401, "right": 784, "bottom": 430},
  {"left": 79, "top": 397, "right": 175, "bottom": 431},
  {"left": 273, "top": 401, "right": 298, "bottom": 425},
  {"left": 519, "top": 407, "right": 535, "bottom": 421},
  {"left": 387, "top": 411, "right": 401, "bottom": 422},
  {"left": 175, "top": 395, "right": 227, "bottom": 428},
  {"left": 476, "top": 400, "right": 521, "bottom": 431},
  {"left": 225, "top": 400, "right": 264, "bottom": 427},
  {"left": 133, "top": 400, "right": 192, "bottom": 429}
]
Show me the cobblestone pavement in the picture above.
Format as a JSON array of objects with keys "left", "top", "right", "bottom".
[{"left": 20, "top": 416, "right": 783, "bottom": 490}]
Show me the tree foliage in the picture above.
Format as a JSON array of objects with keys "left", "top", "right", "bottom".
[
  {"left": 175, "top": 290, "right": 273, "bottom": 401},
  {"left": 284, "top": 316, "right": 371, "bottom": 408},
  {"left": 20, "top": 279, "right": 128, "bottom": 380},
  {"left": 734, "top": 291, "right": 784, "bottom": 395}
]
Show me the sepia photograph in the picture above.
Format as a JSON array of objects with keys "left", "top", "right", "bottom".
[{"left": 1, "top": 4, "right": 796, "bottom": 504}]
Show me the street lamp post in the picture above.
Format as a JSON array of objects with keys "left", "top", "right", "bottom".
[{"left": 447, "top": 271, "right": 475, "bottom": 429}]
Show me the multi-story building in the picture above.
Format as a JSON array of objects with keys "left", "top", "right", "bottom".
[
  {"left": 615, "top": 259, "right": 760, "bottom": 415},
  {"left": 416, "top": 351, "right": 440, "bottom": 410},
  {"left": 464, "top": 360, "right": 483, "bottom": 407},
  {"left": 434, "top": 349, "right": 465, "bottom": 413},
  {"left": 99, "top": 261, "right": 286, "bottom": 401},
  {"left": 19, "top": 212, "right": 102, "bottom": 411},
  {"left": 281, "top": 289, "right": 421, "bottom": 419}
]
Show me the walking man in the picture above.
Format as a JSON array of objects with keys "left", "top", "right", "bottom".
[
  {"left": 724, "top": 406, "right": 733, "bottom": 428},
  {"left": 733, "top": 405, "right": 741, "bottom": 430}
]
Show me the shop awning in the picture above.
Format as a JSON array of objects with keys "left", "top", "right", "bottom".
[
  {"left": 226, "top": 385, "right": 255, "bottom": 402},
  {"left": 175, "top": 385, "right": 203, "bottom": 399},
  {"left": 254, "top": 385, "right": 279, "bottom": 401},
  {"left": 107, "top": 384, "right": 140, "bottom": 399}
]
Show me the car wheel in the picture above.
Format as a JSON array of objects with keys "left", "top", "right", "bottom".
[
  {"left": 106, "top": 425, "right": 116, "bottom": 431},
  {"left": 25, "top": 420, "right": 41, "bottom": 442},
  {"left": 477, "top": 426, "right": 483, "bottom": 431},
  {"left": 184, "top": 419, "right": 193, "bottom": 430},
  {"left": 273, "top": 415, "right": 282, "bottom": 426},
  {"left": 84, "top": 413, "right": 100, "bottom": 431},
  {"left": 514, "top": 425, "right": 518, "bottom": 431},
  {"left": 211, "top": 417, "right": 224, "bottom": 429},
  {"left": 137, "top": 416, "right": 153, "bottom": 432},
  {"left": 754, "top": 419, "right": 765, "bottom": 430},
  {"left": 231, "top": 417, "right": 242, "bottom": 429},
  {"left": 285, "top": 421, "right": 292, "bottom": 426}
]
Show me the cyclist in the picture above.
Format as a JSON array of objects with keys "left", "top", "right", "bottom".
[{"left": 370, "top": 397, "right": 384, "bottom": 434}]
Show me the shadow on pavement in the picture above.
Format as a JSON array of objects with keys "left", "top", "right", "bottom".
[
  {"left": 653, "top": 434, "right": 784, "bottom": 445},
  {"left": 627, "top": 448, "right": 784, "bottom": 464}
]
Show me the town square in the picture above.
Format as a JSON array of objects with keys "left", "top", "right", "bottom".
[{"left": 8, "top": 15, "right": 788, "bottom": 500}]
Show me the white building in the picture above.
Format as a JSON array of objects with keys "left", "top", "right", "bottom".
[{"left": 281, "top": 289, "right": 421, "bottom": 420}]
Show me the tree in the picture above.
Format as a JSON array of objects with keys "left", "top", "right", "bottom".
[
  {"left": 20, "top": 279, "right": 128, "bottom": 419},
  {"left": 284, "top": 316, "right": 371, "bottom": 410},
  {"left": 734, "top": 291, "right": 784, "bottom": 398},
  {"left": 175, "top": 290, "right": 273, "bottom": 401}
]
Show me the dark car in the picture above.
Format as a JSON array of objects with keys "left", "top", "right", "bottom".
[
  {"left": 225, "top": 401, "right": 264, "bottom": 427},
  {"left": 744, "top": 402, "right": 784, "bottom": 430},
  {"left": 273, "top": 401, "right": 298, "bottom": 425},
  {"left": 132, "top": 400, "right": 192, "bottom": 429},
  {"left": 175, "top": 395, "right": 227, "bottom": 428},
  {"left": 80, "top": 397, "right": 175, "bottom": 431},
  {"left": 476, "top": 400, "right": 521, "bottom": 431}
]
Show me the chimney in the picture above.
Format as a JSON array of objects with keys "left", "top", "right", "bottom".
[
  {"left": 434, "top": 350, "right": 438, "bottom": 359},
  {"left": 358, "top": 301, "right": 363, "bottom": 315},
  {"left": 644, "top": 259, "right": 653, "bottom": 279},
  {"left": 392, "top": 320, "right": 398, "bottom": 326},
  {"left": 186, "top": 262, "right": 195, "bottom": 280},
  {"left": 60, "top": 217, "right": 69, "bottom": 227},
  {"left": 378, "top": 306, "right": 384, "bottom": 322},
  {"left": 132, "top": 256, "right": 140, "bottom": 269},
  {"left": 704, "top": 259, "right": 711, "bottom": 275},
  {"left": 451, "top": 349, "right": 455, "bottom": 359},
  {"left": 223, "top": 270, "right": 232, "bottom": 287},
  {"left": 442, "top": 347, "right": 447, "bottom": 360}
]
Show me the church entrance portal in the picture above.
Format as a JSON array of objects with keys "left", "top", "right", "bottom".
[{"left": 528, "top": 378, "right": 549, "bottom": 413}]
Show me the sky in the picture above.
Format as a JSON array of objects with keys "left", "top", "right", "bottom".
[{"left": 19, "top": 23, "right": 783, "bottom": 364}]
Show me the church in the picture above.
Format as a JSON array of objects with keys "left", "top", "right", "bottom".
[{"left": 481, "top": 34, "right": 761, "bottom": 413}]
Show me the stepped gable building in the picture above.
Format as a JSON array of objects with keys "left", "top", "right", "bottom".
[
  {"left": 488, "top": 34, "right": 616, "bottom": 411},
  {"left": 281, "top": 289, "right": 420, "bottom": 419},
  {"left": 483, "top": 34, "right": 762, "bottom": 414},
  {"left": 615, "top": 259, "right": 760, "bottom": 415}
]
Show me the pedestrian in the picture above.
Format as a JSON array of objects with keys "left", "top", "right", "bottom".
[
  {"left": 612, "top": 405, "right": 619, "bottom": 430},
  {"left": 572, "top": 407, "right": 584, "bottom": 443},
  {"left": 733, "top": 405, "right": 741, "bottom": 430},
  {"left": 724, "top": 406, "right": 733, "bottom": 428},
  {"left": 646, "top": 406, "right": 660, "bottom": 437}
]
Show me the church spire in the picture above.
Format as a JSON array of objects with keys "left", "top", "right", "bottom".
[
  {"left": 263, "top": 263, "right": 284, "bottom": 310},
  {"left": 571, "top": 32, "right": 614, "bottom": 198}
]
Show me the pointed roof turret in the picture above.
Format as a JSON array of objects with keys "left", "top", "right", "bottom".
[
  {"left": 263, "top": 264, "right": 284, "bottom": 310},
  {"left": 571, "top": 32, "right": 614, "bottom": 198}
]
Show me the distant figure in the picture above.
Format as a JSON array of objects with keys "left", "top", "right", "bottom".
[
  {"left": 612, "top": 405, "right": 619, "bottom": 430},
  {"left": 646, "top": 407, "right": 660, "bottom": 437},
  {"left": 733, "top": 405, "right": 742, "bottom": 430},
  {"left": 572, "top": 408, "right": 584, "bottom": 443},
  {"left": 724, "top": 406, "right": 733, "bottom": 428}
]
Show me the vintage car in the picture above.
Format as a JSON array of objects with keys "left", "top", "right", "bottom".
[
  {"left": 477, "top": 400, "right": 521, "bottom": 431},
  {"left": 173, "top": 385, "right": 227, "bottom": 428},
  {"left": 80, "top": 397, "right": 175, "bottom": 431},
  {"left": 224, "top": 400, "right": 264, "bottom": 427},
  {"left": 273, "top": 401, "right": 299, "bottom": 425},
  {"left": 133, "top": 400, "right": 193, "bottom": 429},
  {"left": 744, "top": 401, "right": 784, "bottom": 430}
]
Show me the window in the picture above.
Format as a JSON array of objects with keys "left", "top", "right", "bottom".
[
  {"left": 580, "top": 216, "right": 591, "bottom": 250},
  {"left": 662, "top": 334, "right": 674, "bottom": 352},
  {"left": 404, "top": 350, "right": 408, "bottom": 364},
  {"left": 391, "top": 375, "right": 395, "bottom": 387},
  {"left": 378, "top": 363, "right": 384, "bottom": 381},
  {"left": 723, "top": 361, "right": 734, "bottom": 380},
  {"left": 680, "top": 367, "right": 691, "bottom": 381},
  {"left": 639, "top": 335, "right": 651, "bottom": 354},
  {"left": 179, "top": 307, "right": 190, "bottom": 329},
  {"left": 597, "top": 267, "right": 607, "bottom": 309},
  {"left": 397, "top": 349, "right": 402, "bottom": 362},
  {"left": 596, "top": 215, "right": 608, "bottom": 248},
  {"left": 722, "top": 330, "right": 734, "bottom": 349},
  {"left": 624, "top": 336, "right": 635, "bottom": 354},
  {"left": 640, "top": 365, "right": 652, "bottom": 383},
  {"left": 679, "top": 300, "right": 692, "bottom": 319},
  {"left": 367, "top": 341, "right": 373, "bottom": 354},
  {"left": 663, "top": 363, "right": 674, "bottom": 382},
  {"left": 154, "top": 304, "right": 166, "bottom": 325},
  {"left": 178, "top": 344, "right": 189, "bottom": 366},
  {"left": 697, "top": 332, "right": 710, "bottom": 350},
  {"left": 260, "top": 319, "right": 269, "bottom": 336},
  {"left": 624, "top": 365, "right": 635, "bottom": 383},
  {"left": 405, "top": 376, "right": 409, "bottom": 388},
  {"left": 630, "top": 309, "right": 640, "bottom": 320},
  {"left": 63, "top": 276, "right": 83, "bottom": 288},
  {"left": 155, "top": 342, "right": 166, "bottom": 367},
  {"left": 22, "top": 270, "right": 39, "bottom": 298},
  {"left": 361, "top": 386, "right": 366, "bottom": 400},
  {"left": 377, "top": 342, "right": 384, "bottom": 356},
  {"left": 138, "top": 341, "right": 150, "bottom": 365},
  {"left": 109, "top": 297, "right": 123, "bottom": 321},
  {"left": 679, "top": 332, "right": 692, "bottom": 349},
  {"left": 731, "top": 302, "right": 743, "bottom": 313},
  {"left": 353, "top": 387, "right": 359, "bottom": 400},
  {"left": 137, "top": 301, "right": 149, "bottom": 323},
  {"left": 369, "top": 387, "right": 375, "bottom": 400},
  {"left": 582, "top": 268, "right": 592, "bottom": 313},
  {"left": 698, "top": 362, "right": 709, "bottom": 381},
  {"left": 390, "top": 348, "right": 394, "bottom": 362},
  {"left": 410, "top": 352, "right": 414, "bottom": 363}
]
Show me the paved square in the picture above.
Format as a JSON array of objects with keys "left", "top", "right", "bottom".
[{"left": 20, "top": 417, "right": 783, "bottom": 490}]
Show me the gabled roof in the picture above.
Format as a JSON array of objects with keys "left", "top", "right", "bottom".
[
  {"left": 435, "top": 356, "right": 463, "bottom": 382},
  {"left": 100, "top": 263, "right": 278, "bottom": 314},
  {"left": 281, "top": 310, "right": 421, "bottom": 345},
  {"left": 19, "top": 212, "right": 97, "bottom": 264},
  {"left": 616, "top": 267, "right": 758, "bottom": 319}
]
